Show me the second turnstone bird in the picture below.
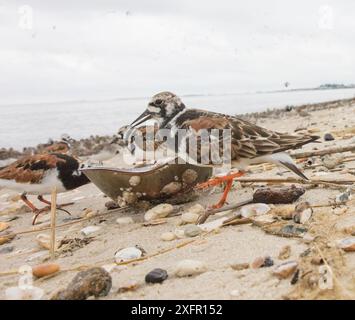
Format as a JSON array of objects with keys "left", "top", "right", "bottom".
[
  {"left": 130, "top": 91, "right": 319, "bottom": 208},
  {"left": 0, "top": 153, "right": 90, "bottom": 224}
]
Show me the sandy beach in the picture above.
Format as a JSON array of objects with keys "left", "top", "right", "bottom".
[{"left": 0, "top": 97, "right": 354, "bottom": 300}]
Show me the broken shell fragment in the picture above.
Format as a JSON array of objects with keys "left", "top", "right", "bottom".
[
  {"left": 240, "top": 203, "right": 271, "bottom": 218},
  {"left": 80, "top": 226, "right": 101, "bottom": 236},
  {"left": 6, "top": 286, "right": 44, "bottom": 300},
  {"left": 115, "top": 247, "right": 143, "bottom": 263},
  {"left": 251, "top": 256, "right": 274, "bottom": 269},
  {"left": 175, "top": 259, "right": 207, "bottom": 277},
  {"left": 335, "top": 188, "right": 352, "bottom": 204},
  {"left": 337, "top": 237, "right": 355, "bottom": 252},
  {"left": 278, "top": 245, "right": 291, "bottom": 260},
  {"left": 144, "top": 203, "right": 173, "bottom": 221},
  {"left": 32, "top": 263, "right": 60, "bottom": 278},
  {"left": 292, "top": 202, "right": 313, "bottom": 224},
  {"left": 273, "top": 261, "right": 298, "bottom": 279},
  {"left": 36, "top": 234, "right": 52, "bottom": 250},
  {"left": 116, "top": 217, "right": 134, "bottom": 225}
]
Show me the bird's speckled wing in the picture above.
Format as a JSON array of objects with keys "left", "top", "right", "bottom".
[{"left": 0, "top": 154, "right": 66, "bottom": 184}]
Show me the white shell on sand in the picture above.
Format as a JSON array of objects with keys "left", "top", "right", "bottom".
[
  {"left": 36, "top": 234, "right": 51, "bottom": 250},
  {"left": 272, "top": 261, "right": 298, "bottom": 279},
  {"left": 115, "top": 247, "right": 142, "bottom": 263},
  {"left": 175, "top": 259, "right": 208, "bottom": 277},
  {"left": 144, "top": 204, "right": 173, "bottom": 221},
  {"left": 160, "top": 232, "right": 176, "bottom": 241},
  {"left": 5, "top": 286, "right": 44, "bottom": 300},
  {"left": 240, "top": 203, "right": 271, "bottom": 218},
  {"left": 129, "top": 176, "right": 141, "bottom": 187},
  {"left": 337, "top": 237, "right": 355, "bottom": 252},
  {"left": 116, "top": 217, "right": 134, "bottom": 225},
  {"left": 80, "top": 226, "right": 101, "bottom": 236}
]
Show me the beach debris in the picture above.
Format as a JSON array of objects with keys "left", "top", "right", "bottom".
[
  {"left": 252, "top": 214, "right": 276, "bottom": 227},
  {"left": 105, "top": 200, "right": 119, "bottom": 210},
  {"left": 129, "top": 175, "right": 141, "bottom": 187},
  {"left": 253, "top": 185, "right": 305, "bottom": 204},
  {"left": 270, "top": 205, "right": 295, "bottom": 220},
  {"left": 80, "top": 226, "right": 101, "bottom": 236},
  {"left": 0, "top": 222, "right": 10, "bottom": 232},
  {"left": 336, "top": 237, "right": 355, "bottom": 252},
  {"left": 182, "top": 169, "right": 198, "bottom": 184},
  {"left": 321, "top": 155, "right": 342, "bottom": 169},
  {"left": 58, "top": 237, "right": 94, "bottom": 255},
  {"left": 262, "top": 222, "right": 307, "bottom": 238},
  {"left": 5, "top": 286, "right": 44, "bottom": 300},
  {"left": 51, "top": 267, "right": 112, "bottom": 300},
  {"left": 324, "top": 133, "right": 335, "bottom": 141},
  {"left": 36, "top": 234, "right": 53, "bottom": 250},
  {"left": 160, "top": 232, "right": 176, "bottom": 241},
  {"left": 32, "top": 263, "right": 60, "bottom": 278},
  {"left": 335, "top": 188, "right": 352, "bottom": 204},
  {"left": 174, "top": 228, "right": 186, "bottom": 239},
  {"left": 117, "top": 280, "right": 140, "bottom": 293},
  {"left": 251, "top": 256, "right": 274, "bottom": 269},
  {"left": 240, "top": 203, "right": 271, "bottom": 218},
  {"left": 0, "top": 245, "right": 14, "bottom": 254},
  {"left": 161, "top": 182, "right": 182, "bottom": 195},
  {"left": 175, "top": 259, "right": 207, "bottom": 277},
  {"left": 273, "top": 261, "right": 298, "bottom": 279},
  {"left": 115, "top": 246, "right": 143, "bottom": 263},
  {"left": 144, "top": 203, "right": 173, "bottom": 221},
  {"left": 184, "top": 224, "right": 203, "bottom": 237},
  {"left": 278, "top": 245, "right": 291, "bottom": 260},
  {"left": 292, "top": 202, "right": 313, "bottom": 224},
  {"left": 0, "top": 231, "right": 16, "bottom": 245},
  {"left": 145, "top": 268, "right": 168, "bottom": 284},
  {"left": 181, "top": 204, "right": 205, "bottom": 224},
  {"left": 230, "top": 262, "right": 249, "bottom": 271},
  {"left": 116, "top": 217, "right": 134, "bottom": 225}
]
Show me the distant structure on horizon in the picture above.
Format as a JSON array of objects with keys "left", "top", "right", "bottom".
[{"left": 318, "top": 83, "right": 355, "bottom": 89}]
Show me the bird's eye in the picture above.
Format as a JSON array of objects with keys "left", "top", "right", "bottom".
[{"left": 155, "top": 99, "right": 163, "bottom": 105}]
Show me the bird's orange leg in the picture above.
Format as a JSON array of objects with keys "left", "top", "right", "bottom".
[{"left": 195, "top": 171, "right": 245, "bottom": 209}]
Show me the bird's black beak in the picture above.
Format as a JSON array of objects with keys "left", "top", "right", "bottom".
[{"left": 130, "top": 109, "right": 152, "bottom": 127}]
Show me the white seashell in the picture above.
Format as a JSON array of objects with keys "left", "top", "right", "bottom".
[
  {"left": 240, "top": 203, "right": 271, "bottom": 218},
  {"left": 181, "top": 212, "right": 200, "bottom": 224},
  {"left": 5, "top": 286, "right": 44, "bottom": 300},
  {"left": 36, "top": 234, "right": 52, "bottom": 250},
  {"left": 273, "top": 261, "right": 298, "bottom": 279},
  {"left": 160, "top": 232, "right": 176, "bottom": 241},
  {"left": 129, "top": 176, "right": 141, "bottom": 187},
  {"left": 144, "top": 203, "right": 173, "bottom": 221},
  {"left": 337, "top": 237, "right": 355, "bottom": 252},
  {"left": 115, "top": 247, "right": 142, "bottom": 263},
  {"left": 116, "top": 217, "right": 134, "bottom": 225},
  {"left": 175, "top": 259, "right": 208, "bottom": 277},
  {"left": 80, "top": 226, "right": 101, "bottom": 236}
]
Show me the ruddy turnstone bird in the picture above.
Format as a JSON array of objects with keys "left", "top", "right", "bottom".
[
  {"left": 0, "top": 153, "right": 90, "bottom": 224},
  {"left": 130, "top": 91, "right": 319, "bottom": 208}
]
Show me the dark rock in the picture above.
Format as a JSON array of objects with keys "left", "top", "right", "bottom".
[
  {"left": 145, "top": 268, "right": 168, "bottom": 284},
  {"left": 253, "top": 185, "right": 305, "bottom": 204},
  {"left": 324, "top": 133, "right": 335, "bottom": 141},
  {"left": 51, "top": 267, "right": 112, "bottom": 300}
]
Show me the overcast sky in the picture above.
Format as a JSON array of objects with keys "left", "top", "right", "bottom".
[{"left": 0, "top": 0, "right": 354, "bottom": 104}]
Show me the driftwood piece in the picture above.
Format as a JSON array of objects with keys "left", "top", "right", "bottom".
[
  {"left": 253, "top": 185, "right": 305, "bottom": 204},
  {"left": 292, "top": 145, "right": 355, "bottom": 159}
]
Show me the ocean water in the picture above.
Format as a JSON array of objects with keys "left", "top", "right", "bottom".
[{"left": 1, "top": 88, "right": 355, "bottom": 150}]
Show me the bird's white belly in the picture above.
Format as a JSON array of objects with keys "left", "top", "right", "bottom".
[{"left": 0, "top": 170, "right": 66, "bottom": 195}]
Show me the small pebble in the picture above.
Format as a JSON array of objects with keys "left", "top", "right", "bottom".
[
  {"left": 145, "top": 268, "right": 168, "bottom": 284},
  {"left": 80, "top": 226, "right": 101, "bottom": 236},
  {"left": 175, "top": 260, "right": 207, "bottom": 277},
  {"left": 182, "top": 169, "right": 198, "bottom": 184},
  {"left": 188, "top": 204, "right": 205, "bottom": 215},
  {"left": 184, "top": 224, "right": 202, "bottom": 237},
  {"left": 116, "top": 217, "right": 134, "bottom": 225},
  {"left": 129, "top": 176, "right": 141, "bottom": 187},
  {"left": 144, "top": 203, "right": 173, "bottom": 221},
  {"left": 51, "top": 267, "right": 112, "bottom": 300},
  {"left": 273, "top": 261, "right": 298, "bottom": 279},
  {"left": 251, "top": 256, "right": 274, "bottom": 269},
  {"left": 160, "top": 232, "right": 176, "bottom": 241},
  {"left": 174, "top": 228, "right": 186, "bottom": 239},
  {"left": 324, "top": 133, "right": 335, "bottom": 141},
  {"left": 181, "top": 212, "right": 200, "bottom": 224},
  {"left": 32, "top": 263, "right": 60, "bottom": 278},
  {"left": 115, "top": 247, "right": 143, "bottom": 263},
  {"left": 160, "top": 182, "right": 182, "bottom": 195}
]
